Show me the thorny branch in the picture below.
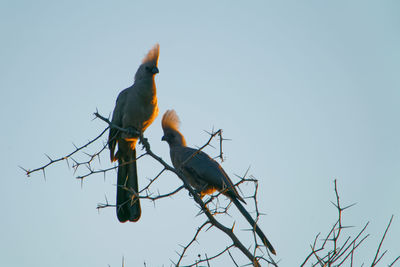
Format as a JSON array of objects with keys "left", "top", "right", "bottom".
[
  {"left": 175, "top": 221, "right": 211, "bottom": 266},
  {"left": 23, "top": 111, "right": 277, "bottom": 266},
  {"left": 174, "top": 172, "right": 276, "bottom": 267},
  {"left": 23, "top": 112, "right": 399, "bottom": 266},
  {"left": 20, "top": 126, "right": 110, "bottom": 178},
  {"left": 94, "top": 112, "right": 276, "bottom": 267},
  {"left": 300, "top": 180, "right": 398, "bottom": 267},
  {"left": 371, "top": 214, "right": 395, "bottom": 267},
  {"left": 185, "top": 245, "right": 236, "bottom": 267}
]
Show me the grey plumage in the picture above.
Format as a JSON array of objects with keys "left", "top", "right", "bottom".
[
  {"left": 108, "top": 44, "right": 160, "bottom": 223},
  {"left": 161, "top": 110, "right": 276, "bottom": 255}
]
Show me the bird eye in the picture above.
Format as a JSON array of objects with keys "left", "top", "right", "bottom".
[{"left": 145, "top": 66, "right": 151, "bottom": 71}]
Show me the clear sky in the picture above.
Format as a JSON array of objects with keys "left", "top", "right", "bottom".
[{"left": 1, "top": 1, "right": 399, "bottom": 266}]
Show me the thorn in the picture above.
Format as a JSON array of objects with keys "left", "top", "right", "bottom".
[
  {"left": 72, "top": 167, "right": 78, "bottom": 175},
  {"left": 330, "top": 200, "right": 339, "bottom": 209},
  {"left": 44, "top": 153, "right": 52, "bottom": 161},
  {"left": 203, "top": 129, "right": 212, "bottom": 135},
  {"left": 85, "top": 164, "right": 91, "bottom": 171},
  {"left": 19, "top": 165, "right": 30, "bottom": 177},
  {"left": 83, "top": 151, "right": 91, "bottom": 157},
  {"left": 208, "top": 143, "right": 216, "bottom": 149},
  {"left": 18, "top": 165, "right": 27, "bottom": 172},
  {"left": 72, "top": 142, "right": 78, "bottom": 150},
  {"left": 341, "top": 225, "right": 355, "bottom": 230},
  {"left": 65, "top": 158, "right": 70, "bottom": 169},
  {"left": 243, "top": 165, "right": 251, "bottom": 179},
  {"left": 42, "top": 168, "right": 46, "bottom": 181},
  {"left": 343, "top": 202, "right": 357, "bottom": 210}
]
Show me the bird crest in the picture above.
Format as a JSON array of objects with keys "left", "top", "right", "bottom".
[
  {"left": 162, "top": 109, "right": 181, "bottom": 132},
  {"left": 142, "top": 43, "right": 160, "bottom": 65}
]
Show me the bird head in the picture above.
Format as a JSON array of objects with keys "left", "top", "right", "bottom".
[
  {"left": 161, "top": 109, "right": 186, "bottom": 147},
  {"left": 134, "top": 43, "right": 160, "bottom": 80}
]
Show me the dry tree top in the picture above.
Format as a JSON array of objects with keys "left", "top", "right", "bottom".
[{"left": 22, "top": 111, "right": 399, "bottom": 267}]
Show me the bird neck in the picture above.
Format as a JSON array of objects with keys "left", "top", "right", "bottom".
[
  {"left": 137, "top": 78, "right": 157, "bottom": 101},
  {"left": 169, "top": 142, "right": 185, "bottom": 149},
  {"left": 168, "top": 132, "right": 187, "bottom": 148}
]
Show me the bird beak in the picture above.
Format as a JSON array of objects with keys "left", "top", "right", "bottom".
[{"left": 152, "top": 67, "right": 159, "bottom": 74}]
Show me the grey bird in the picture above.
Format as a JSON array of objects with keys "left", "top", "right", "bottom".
[
  {"left": 161, "top": 109, "right": 276, "bottom": 255},
  {"left": 108, "top": 44, "right": 160, "bottom": 222}
]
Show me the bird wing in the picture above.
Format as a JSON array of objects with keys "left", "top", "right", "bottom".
[
  {"left": 179, "top": 147, "right": 245, "bottom": 202},
  {"left": 108, "top": 88, "right": 129, "bottom": 161}
]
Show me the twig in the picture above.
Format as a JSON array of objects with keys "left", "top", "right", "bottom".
[
  {"left": 21, "top": 127, "right": 109, "bottom": 177},
  {"left": 176, "top": 221, "right": 210, "bottom": 266},
  {"left": 301, "top": 179, "right": 370, "bottom": 267},
  {"left": 94, "top": 111, "right": 264, "bottom": 267},
  {"left": 371, "top": 215, "right": 394, "bottom": 266}
]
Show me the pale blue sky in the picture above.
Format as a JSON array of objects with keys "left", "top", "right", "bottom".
[{"left": 1, "top": 1, "right": 399, "bottom": 266}]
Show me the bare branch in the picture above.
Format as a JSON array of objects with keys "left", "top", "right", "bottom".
[
  {"left": 185, "top": 245, "right": 235, "bottom": 267},
  {"left": 176, "top": 221, "right": 210, "bottom": 266},
  {"left": 22, "top": 126, "right": 109, "bottom": 177},
  {"left": 371, "top": 215, "right": 394, "bottom": 266},
  {"left": 389, "top": 255, "right": 400, "bottom": 267},
  {"left": 25, "top": 110, "right": 400, "bottom": 266},
  {"left": 301, "top": 179, "right": 370, "bottom": 267},
  {"left": 94, "top": 111, "right": 265, "bottom": 266}
]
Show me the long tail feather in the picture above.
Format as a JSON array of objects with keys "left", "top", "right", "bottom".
[
  {"left": 116, "top": 149, "right": 141, "bottom": 222},
  {"left": 233, "top": 198, "right": 276, "bottom": 255}
]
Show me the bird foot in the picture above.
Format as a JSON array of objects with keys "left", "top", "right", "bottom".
[
  {"left": 140, "top": 137, "right": 148, "bottom": 144},
  {"left": 139, "top": 136, "right": 150, "bottom": 150}
]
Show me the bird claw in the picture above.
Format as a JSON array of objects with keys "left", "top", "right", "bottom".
[
  {"left": 139, "top": 137, "right": 149, "bottom": 150},
  {"left": 139, "top": 137, "right": 148, "bottom": 144}
]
